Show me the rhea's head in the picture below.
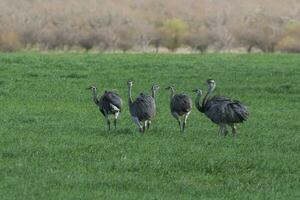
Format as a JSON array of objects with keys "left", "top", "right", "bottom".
[
  {"left": 165, "top": 85, "right": 175, "bottom": 91},
  {"left": 206, "top": 79, "right": 216, "bottom": 91},
  {"left": 152, "top": 84, "right": 160, "bottom": 92},
  {"left": 87, "top": 85, "right": 97, "bottom": 92},
  {"left": 127, "top": 80, "right": 133, "bottom": 87},
  {"left": 192, "top": 88, "right": 203, "bottom": 96}
]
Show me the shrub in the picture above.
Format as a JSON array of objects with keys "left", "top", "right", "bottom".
[
  {"left": 186, "top": 26, "right": 216, "bottom": 53},
  {"left": 77, "top": 32, "right": 99, "bottom": 51},
  {"left": 277, "top": 23, "right": 300, "bottom": 53},
  {"left": 19, "top": 28, "right": 37, "bottom": 48},
  {"left": 115, "top": 26, "right": 136, "bottom": 52},
  {"left": 0, "top": 31, "right": 22, "bottom": 52},
  {"left": 233, "top": 14, "right": 283, "bottom": 53},
  {"left": 160, "top": 18, "right": 188, "bottom": 52},
  {"left": 38, "top": 27, "right": 73, "bottom": 50}
]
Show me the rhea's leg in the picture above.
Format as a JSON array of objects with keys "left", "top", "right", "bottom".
[
  {"left": 231, "top": 124, "right": 237, "bottom": 138},
  {"left": 147, "top": 120, "right": 151, "bottom": 130},
  {"left": 223, "top": 125, "right": 228, "bottom": 137},
  {"left": 182, "top": 111, "right": 191, "bottom": 132},
  {"left": 171, "top": 112, "right": 181, "bottom": 132},
  {"left": 218, "top": 125, "right": 222, "bottom": 136},
  {"left": 220, "top": 124, "right": 228, "bottom": 137},
  {"left": 142, "top": 121, "right": 147, "bottom": 133},
  {"left": 132, "top": 117, "right": 143, "bottom": 133},
  {"left": 114, "top": 112, "right": 120, "bottom": 129},
  {"left": 105, "top": 114, "right": 111, "bottom": 131}
]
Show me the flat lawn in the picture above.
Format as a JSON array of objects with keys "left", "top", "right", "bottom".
[{"left": 0, "top": 53, "right": 299, "bottom": 200}]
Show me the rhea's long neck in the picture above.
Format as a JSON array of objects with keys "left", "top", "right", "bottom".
[
  {"left": 92, "top": 89, "right": 98, "bottom": 104},
  {"left": 128, "top": 85, "right": 133, "bottom": 105},
  {"left": 169, "top": 88, "right": 175, "bottom": 101},
  {"left": 202, "top": 85, "right": 215, "bottom": 108},
  {"left": 195, "top": 92, "right": 203, "bottom": 112},
  {"left": 151, "top": 88, "right": 157, "bottom": 99}
]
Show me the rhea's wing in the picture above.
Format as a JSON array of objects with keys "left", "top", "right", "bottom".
[
  {"left": 131, "top": 95, "right": 156, "bottom": 120},
  {"left": 227, "top": 101, "right": 249, "bottom": 122},
  {"left": 171, "top": 94, "right": 192, "bottom": 114},
  {"left": 103, "top": 91, "right": 122, "bottom": 111},
  {"left": 204, "top": 102, "right": 227, "bottom": 124},
  {"left": 99, "top": 91, "right": 122, "bottom": 113},
  {"left": 204, "top": 95, "right": 231, "bottom": 111},
  {"left": 205, "top": 96, "right": 249, "bottom": 124}
]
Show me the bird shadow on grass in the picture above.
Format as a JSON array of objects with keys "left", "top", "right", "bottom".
[
  {"left": 61, "top": 73, "right": 88, "bottom": 79},
  {"left": 25, "top": 73, "right": 39, "bottom": 78},
  {"left": 88, "top": 128, "right": 134, "bottom": 136},
  {"left": 0, "top": 81, "right": 7, "bottom": 97},
  {"left": 109, "top": 128, "right": 134, "bottom": 136},
  {"left": 1, "top": 151, "right": 17, "bottom": 159},
  {"left": 141, "top": 127, "right": 163, "bottom": 136}
]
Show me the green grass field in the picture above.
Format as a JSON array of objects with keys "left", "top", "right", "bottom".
[{"left": 0, "top": 53, "right": 300, "bottom": 199}]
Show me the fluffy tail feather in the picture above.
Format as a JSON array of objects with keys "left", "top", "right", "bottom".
[
  {"left": 230, "top": 102, "right": 249, "bottom": 122},
  {"left": 110, "top": 103, "right": 120, "bottom": 112}
]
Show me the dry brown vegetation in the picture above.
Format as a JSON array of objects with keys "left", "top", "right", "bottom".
[{"left": 0, "top": 0, "right": 299, "bottom": 52}]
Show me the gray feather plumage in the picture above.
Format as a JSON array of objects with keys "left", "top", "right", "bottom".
[
  {"left": 167, "top": 85, "right": 192, "bottom": 132},
  {"left": 88, "top": 85, "right": 123, "bottom": 130},
  {"left": 194, "top": 79, "right": 249, "bottom": 137},
  {"left": 130, "top": 93, "right": 156, "bottom": 121},
  {"left": 171, "top": 94, "right": 192, "bottom": 116},
  {"left": 98, "top": 91, "right": 122, "bottom": 115},
  {"left": 204, "top": 95, "right": 249, "bottom": 124}
]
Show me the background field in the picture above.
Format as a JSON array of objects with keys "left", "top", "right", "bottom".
[
  {"left": 1, "top": 0, "right": 300, "bottom": 53},
  {"left": 0, "top": 53, "right": 300, "bottom": 199}
]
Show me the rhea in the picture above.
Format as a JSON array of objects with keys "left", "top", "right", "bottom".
[
  {"left": 87, "top": 85, "right": 122, "bottom": 130},
  {"left": 127, "top": 81, "right": 159, "bottom": 133},
  {"left": 166, "top": 86, "right": 192, "bottom": 132},
  {"left": 193, "top": 79, "right": 249, "bottom": 137}
]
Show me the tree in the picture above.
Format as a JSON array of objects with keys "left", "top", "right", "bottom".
[
  {"left": 186, "top": 26, "right": 216, "bottom": 53},
  {"left": 115, "top": 25, "right": 136, "bottom": 52},
  {"left": 149, "top": 25, "right": 163, "bottom": 53},
  {"left": 276, "top": 23, "right": 300, "bottom": 53},
  {"left": 233, "top": 13, "right": 284, "bottom": 53},
  {"left": 160, "top": 18, "right": 188, "bottom": 52},
  {"left": 0, "top": 31, "right": 22, "bottom": 52}
]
